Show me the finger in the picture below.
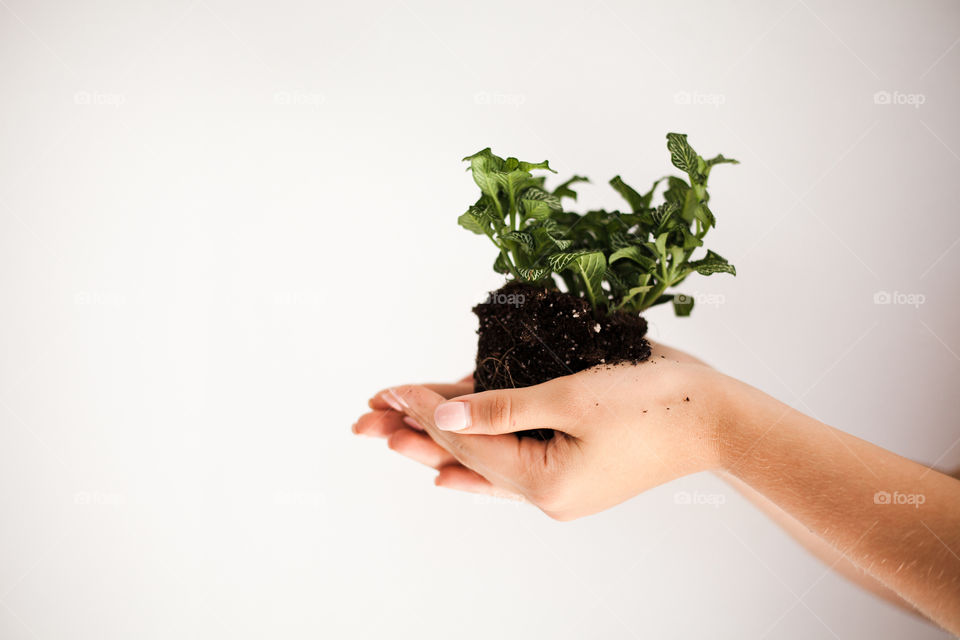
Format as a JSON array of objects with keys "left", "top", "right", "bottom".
[
  {"left": 359, "top": 405, "right": 526, "bottom": 493},
  {"left": 386, "top": 385, "right": 531, "bottom": 492},
  {"left": 435, "top": 465, "right": 525, "bottom": 502},
  {"left": 372, "top": 425, "right": 520, "bottom": 499},
  {"left": 356, "top": 401, "right": 526, "bottom": 499},
  {"left": 402, "top": 416, "right": 425, "bottom": 431},
  {"left": 368, "top": 380, "right": 474, "bottom": 411},
  {"left": 431, "top": 380, "right": 582, "bottom": 436},
  {"left": 352, "top": 409, "right": 406, "bottom": 438},
  {"left": 386, "top": 427, "right": 457, "bottom": 469}
]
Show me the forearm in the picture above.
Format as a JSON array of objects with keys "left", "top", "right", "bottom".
[
  {"left": 718, "top": 378, "right": 960, "bottom": 633},
  {"left": 718, "top": 472, "right": 919, "bottom": 613}
]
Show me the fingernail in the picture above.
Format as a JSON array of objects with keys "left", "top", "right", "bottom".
[
  {"left": 435, "top": 402, "right": 470, "bottom": 431},
  {"left": 383, "top": 388, "right": 408, "bottom": 412},
  {"left": 402, "top": 416, "right": 424, "bottom": 431}
]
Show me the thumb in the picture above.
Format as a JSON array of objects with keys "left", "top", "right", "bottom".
[{"left": 433, "top": 381, "right": 576, "bottom": 435}]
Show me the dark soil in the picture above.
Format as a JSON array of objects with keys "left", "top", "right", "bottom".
[{"left": 473, "top": 282, "right": 651, "bottom": 439}]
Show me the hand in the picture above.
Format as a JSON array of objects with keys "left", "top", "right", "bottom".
[
  {"left": 353, "top": 345, "right": 960, "bottom": 633},
  {"left": 354, "top": 344, "right": 734, "bottom": 520},
  {"left": 354, "top": 375, "right": 526, "bottom": 499}
]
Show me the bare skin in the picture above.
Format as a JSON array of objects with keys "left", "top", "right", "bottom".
[{"left": 352, "top": 342, "right": 960, "bottom": 633}]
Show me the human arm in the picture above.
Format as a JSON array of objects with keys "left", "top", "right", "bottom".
[
  {"left": 355, "top": 358, "right": 960, "bottom": 632},
  {"left": 718, "top": 381, "right": 960, "bottom": 629}
]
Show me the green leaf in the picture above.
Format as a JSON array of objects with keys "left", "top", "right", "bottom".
[
  {"left": 462, "top": 149, "right": 505, "bottom": 200},
  {"left": 497, "top": 170, "right": 538, "bottom": 205},
  {"left": 610, "top": 176, "right": 664, "bottom": 213},
  {"left": 677, "top": 225, "right": 704, "bottom": 251},
  {"left": 502, "top": 230, "right": 534, "bottom": 251},
  {"left": 706, "top": 154, "right": 739, "bottom": 168},
  {"left": 641, "top": 178, "right": 665, "bottom": 210},
  {"left": 493, "top": 253, "right": 511, "bottom": 274},
  {"left": 628, "top": 270, "right": 653, "bottom": 288},
  {"left": 605, "top": 268, "right": 628, "bottom": 293},
  {"left": 569, "top": 251, "right": 607, "bottom": 308},
  {"left": 543, "top": 233, "right": 572, "bottom": 251},
  {"left": 531, "top": 219, "right": 573, "bottom": 251},
  {"left": 547, "top": 249, "right": 592, "bottom": 272},
  {"left": 457, "top": 205, "right": 491, "bottom": 235},
  {"left": 695, "top": 203, "right": 716, "bottom": 229},
  {"left": 457, "top": 138, "right": 737, "bottom": 316},
  {"left": 518, "top": 159, "right": 556, "bottom": 173},
  {"left": 520, "top": 187, "right": 562, "bottom": 220},
  {"left": 609, "top": 246, "right": 656, "bottom": 271},
  {"left": 672, "top": 293, "right": 695, "bottom": 316},
  {"left": 647, "top": 293, "right": 673, "bottom": 308},
  {"left": 462, "top": 148, "right": 498, "bottom": 163},
  {"left": 662, "top": 176, "right": 689, "bottom": 206},
  {"left": 609, "top": 232, "right": 631, "bottom": 250},
  {"left": 522, "top": 200, "right": 553, "bottom": 220},
  {"left": 609, "top": 176, "right": 647, "bottom": 212},
  {"left": 652, "top": 202, "right": 680, "bottom": 232},
  {"left": 517, "top": 266, "right": 550, "bottom": 280},
  {"left": 666, "top": 133, "right": 699, "bottom": 175},
  {"left": 616, "top": 285, "right": 652, "bottom": 309},
  {"left": 553, "top": 176, "right": 590, "bottom": 201},
  {"left": 463, "top": 149, "right": 504, "bottom": 195},
  {"left": 693, "top": 262, "right": 736, "bottom": 276},
  {"left": 687, "top": 250, "right": 736, "bottom": 276},
  {"left": 654, "top": 232, "right": 669, "bottom": 257}
]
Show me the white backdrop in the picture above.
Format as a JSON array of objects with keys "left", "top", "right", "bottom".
[{"left": 1, "top": 0, "right": 958, "bottom": 638}]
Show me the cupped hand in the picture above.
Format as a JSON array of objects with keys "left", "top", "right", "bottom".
[{"left": 353, "top": 343, "right": 734, "bottom": 520}]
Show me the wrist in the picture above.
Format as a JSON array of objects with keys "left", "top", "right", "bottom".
[
  {"left": 673, "top": 367, "right": 750, "bottom": 474},
  {"left": 712, "top": 374, "right": 785, "bottom": 476},
  {"left": 710, "top": 373, "right": 754, "bottom": 473}
]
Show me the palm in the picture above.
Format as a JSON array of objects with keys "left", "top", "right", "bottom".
[{"left": 353, "top": 341, "right": 703, "bottom": 499}]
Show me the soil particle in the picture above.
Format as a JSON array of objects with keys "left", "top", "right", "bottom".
[
  {"left": 473, "top": 282, "right": 650, "bottom": 392},
  {"left": 473, "top": 282, "right": 651, "bottom": 439}
]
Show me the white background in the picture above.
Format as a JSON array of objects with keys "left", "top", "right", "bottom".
[{"left": 1, "top": 0, "right": 959, "bottom": 638}]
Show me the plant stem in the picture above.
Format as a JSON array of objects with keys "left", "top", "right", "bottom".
[
  {"left": 637, "top": 279, "right": 669, "bottom": 312},
  {"left": 501, "top": 247, "right": 520, "bottom": 279},
  {"left": 483, "top": 227, "right": 521, "bottom": 280}
]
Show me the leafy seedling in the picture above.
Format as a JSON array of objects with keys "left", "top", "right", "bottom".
[{"left": 458, "top": 133, "right": 737, "bottom": 317}]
